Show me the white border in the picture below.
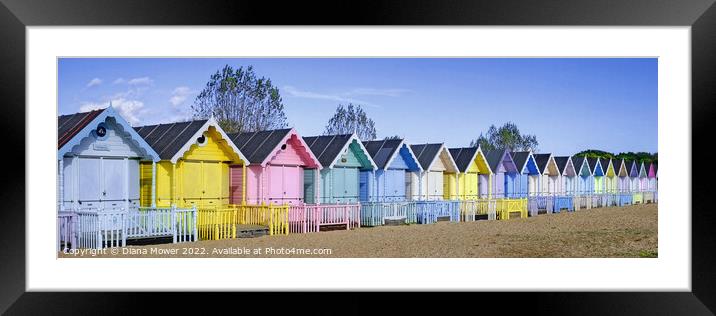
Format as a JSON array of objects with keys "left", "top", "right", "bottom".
[{"left": 28, "top": 26, "right": 689, "bottom": 291}]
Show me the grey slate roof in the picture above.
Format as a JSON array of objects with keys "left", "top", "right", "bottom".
[
  {"left": 599, "top": 157, "right": 611, "bottom": 171},
  {"left": 302, "top": 134, "right": 353, "bottom": 168},
  {"left": 533, "top": 153, "right": 552, "bottom": 173},
  {"left": 410, "top": 143, "right": 444, "bottom": 170},
  {"left": 511, "top": 151, "right": 531, "bottom": 171},
  {"left": 134, "top": 120, "right": 208, "bottom": 160},
  {"left": 362, "top": 139, "right": 403, "bottom": 169},
  {"left": 449, "top": 147, "right": 478, "bottom": 173},
  {"left": 485, "top": 149, "right": 508, "bottom": 173},
  {"left": 227, "top": 128, "right": 293, "bottom": 164},
  {"left": 613, "top": 159, "right": 624, "bottom": 173},
  {"left": 58, "top": 109, "right": 105, "bottom": 149},
  {"left": 587, "top": 157, "right": 599, "bottom": 172},
  {"left": 572, "top": 156, "right": 588, "bottom": 173},
  {"left": 553, "top": 156, "right": 570, "bottom": 173}
]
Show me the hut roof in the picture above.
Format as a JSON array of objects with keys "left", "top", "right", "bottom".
[
  {"left": 134, "top": 120, "right": 209, "bottom": 160},
  {"left": 362, "top": 139, "right": 405, "bottom": 169},
  {"left": 533, "top": 153, "right": 552, "bottom": 174},
  {"left": 410, "top": 144, "right": 443, "bottom": 170},
  {"left": 303, "top": 134, "right": 353, "bottom": 167},
  {"left": 553, "top": 156, "right": 569, "bottom": 173},
  {"left": 303, "top": 134, "right": 376, "bottom": 169},
  {"left": 587, "top": 157, "right": 599, "bottom": 173},
  {"left": 572, "top": 156, "right": 589, "bottom": 174},
  {"left": 58, "top": 108, "right": 105, "bottom": 149},
  {"left": 511, "top": 151, "right": 533, "bottom": 173},
  {"left": 227, "top": 128, "right": 301, "bottom": 165},
  {"left": 485, "top": 149, "right": 508, "bottom": 173},
  {"left": 448, "top": 147, "right": 479, "bottom": 173}
]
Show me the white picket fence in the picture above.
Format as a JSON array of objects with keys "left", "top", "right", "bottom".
[{"left": 57, "top": 206, "right": 198, "bottom": 250}]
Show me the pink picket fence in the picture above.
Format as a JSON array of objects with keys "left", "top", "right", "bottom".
[{"left": 288, "top": 204, "right": 361, "bottom": 233}]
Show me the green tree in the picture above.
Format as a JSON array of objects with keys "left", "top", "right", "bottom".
[
  {"left": 469, "top": 122, "right": 539, "bottom": 152},
  {"left": 324, "top": 103, "right": 377, "bottom": 140},
  {"left": 192, "top": 65, "right": 288, "bottom": 134}
]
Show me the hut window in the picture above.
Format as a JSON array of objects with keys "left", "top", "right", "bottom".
[
  {"left": 197, "top": 135, "right": 207, "bottom": 146},
  {"left": 95, "top": 124, "right": 107, "bottom": 139},
  {"left": 281, "top": 144, "right": 287, "bottom": 150}
]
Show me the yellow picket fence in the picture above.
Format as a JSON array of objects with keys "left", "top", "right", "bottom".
[
  {"left": 495, "top": 198, "right": 528, "bottom": 220},
  {"left": 197, "top": 203, "right": 289, "bottom": 241}
]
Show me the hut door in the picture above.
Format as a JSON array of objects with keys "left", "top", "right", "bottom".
[
  {"left": 202, "top": 162, "right": 222, "bottom": 208},
  {"left": 331, "top": 168, "right": 345, "bottom": 203},
  {"left": 344, "top": 168, "right": 359, "bottom": 203},
  {"left": 283, "top": 165, "right": 301, "bottom": 205},
  {"left": 182, "top": 162, "right": 203, "bottom": 207},
  {"left": 77, "top": 157, "right": 102, "bottom": 209},
  {"left": 102, "top": 158, "right": 126, "bottom": 210},
  {"left": 466, "top": 173, "right": 478, "bottom": 199}
]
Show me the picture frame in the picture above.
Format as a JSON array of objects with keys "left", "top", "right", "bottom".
[{"left": 1, "top": 0, "right": 714, "bottom": 313}]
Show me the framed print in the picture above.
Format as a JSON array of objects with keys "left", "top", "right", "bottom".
[{"left": 1, "top": 0, "right": 715, "bottom": 314}]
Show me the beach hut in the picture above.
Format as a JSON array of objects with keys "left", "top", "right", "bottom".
[
  {"left": 511, "top": 151, "right": 540, "bottom": 198},
  {"left": 484, "top": 150, "right": 519, "bottom": 198},
  {"left": 628, "top": 159, "right": 640, "bottom": 192},
  {"left": 602, "top": 158, "right": 619, "bottom": 194},
  {"left": 359, "top": 139, "right": 422, "bottom": 226},
  {"left": 58, "top": 108, "right": 202, "bottom": 250},
  {"left": 638, "top": 161, "right": 649, "bottom": 192},
  {"left": 616, "top": 159, "right": 630, "bottom": 192},
  {"left": 553, "top": 156, "right": 577, "bottom": 195},
  {"left": 534, "top": 154, "right": 560, "bottom": 195},
  {"left": 58, "top": 107, "right": 159, "bottom": 212},
  {"left": 134, "top": 118, "right": 248, "bottom": 209},
  {"left": 409, "top": 143, "right": 459, "bottom": 201},
  {"left": 613, "top": 158, "right": 632, "bottom": 206},
  {"left": 447, "top": 146, "right": 491, "bottom": 200},
  {"left": 226, "top": 128, "right": 320, "bottom": 206},
  {"left": 360, "top": 138, "right": 422, "bottom": 202},
  {"left": 647, "top": 162, "right": 657, "bottom": 192},
  {"left": 302, "top": 134, "right": 377, "bottom": 204},
  {"left": 588, "top": 157, "right": 605, "bottom": 194},
  {"left": 645, "top": 162, "right": 657, "bottom": 203},
  {"left": 571, "top": 156, "right": 593, "bottom": 195}
]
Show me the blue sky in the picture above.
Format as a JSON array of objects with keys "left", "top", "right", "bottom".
[{"left": 58, "top": 58, "right": 657, "bottom": 155}]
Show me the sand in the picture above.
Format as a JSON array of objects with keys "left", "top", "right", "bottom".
[{"left": 59, "top": 203, "right": 657, "bottom": 258}]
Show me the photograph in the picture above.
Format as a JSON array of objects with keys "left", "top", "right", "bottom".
[{"left": 56, "top": 57, "right": 658, "bottom": 258}]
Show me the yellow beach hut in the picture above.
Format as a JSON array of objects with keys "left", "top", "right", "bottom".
[
  {"left": 134, "top": 118, "right": 248, "bottom": 209},
  {"left": 447, "top": 146, "right": 491, "bottom": 200}
]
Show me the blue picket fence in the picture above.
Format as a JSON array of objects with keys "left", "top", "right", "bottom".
[
  {"left": 553, "top": 196, "right": 574, "bottom": 213},
  {"left": 618, "top": 193, "right": 633, "bottom": 206},
  {"left": 415, "top": 200, "right": 460, "bottom": 224}
]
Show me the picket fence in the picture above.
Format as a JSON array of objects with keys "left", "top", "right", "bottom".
[
  {"left": 288, "top": 204, "right": 361, "bottom": 233},
  {"left": 528, "top": 196, "right": 554, "bottom": 216},
  {"left": 197, "top": 204, "right": 289, "bottom": 240},
  {"left": 415, "top": 200, "right": 460, "bottom": 224},
  {"left": 360, "top": 202, "right": 418, "bottom": 226},
  {"left": 57, "top": 206, "right": 197, "bottom": 251}
]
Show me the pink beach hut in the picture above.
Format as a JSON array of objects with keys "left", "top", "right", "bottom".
[{"left": 227, "top": 128, "right": 321, "bottom": 205}]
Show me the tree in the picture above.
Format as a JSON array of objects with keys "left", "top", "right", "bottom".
[
  {"left": 324, "top": 103, "right": 377, "bottom": 140},
  {"left": 469, "top": 122, "right": 539, "bottom": 152},
  {"left": 574, "top": 150, "right": 658, "bottom": 164},
  {"left": 384, "top": 135, "right": 402, "bottom": 140},
  {"left": 574, "top": 149, "right": 615, "bottom": 159},
  {"left": 191, "top": 65, "right": 288, "bottom": 134}
]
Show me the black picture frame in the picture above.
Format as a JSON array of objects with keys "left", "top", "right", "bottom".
[{"left": 1, "top": 0, "right": 714, "bottom": 314}]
